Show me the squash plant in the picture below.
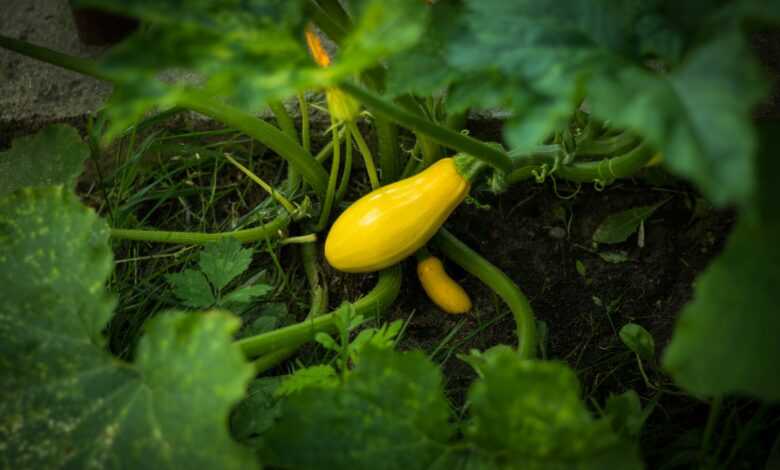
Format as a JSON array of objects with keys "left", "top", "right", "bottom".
[{"left": 1, "top": 0, "right": 779, "bottom": 468}]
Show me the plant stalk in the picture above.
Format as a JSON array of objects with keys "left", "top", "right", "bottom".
[
  {"left": 433, "top": 229, "right": 536, "bottom": 359},
  {"left": 110, "top": 213, "right": 291, "bottom": 244},
  {"left": 237, "top": 265, "right": 402, "bottom": 358},
  {"left": 340, "top": 82, "right": 512, "bottom": 172}
]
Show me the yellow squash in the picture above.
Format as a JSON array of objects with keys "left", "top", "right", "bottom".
[
  {"left": 325, "top": 157, "right": 471, "bottom": 272},
  {"left": 417, "top": 256, "right": 472, "bottom": 314}
]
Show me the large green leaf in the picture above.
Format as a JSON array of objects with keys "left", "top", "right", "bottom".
[
  {"left": 465, "top": 346, "right": 642, "bottom": 469},
  {"left": 76, "top": 0, "right": 427, "bottom": 138},
  {"left": 663, "top": 218, "right": 780, "bottom": 401},
  {"left": 441, "top": 0, "right": 768, "bottom": 208},
  {"left": 259, "top": 347, "right": 453, "bottom": 469},
  {"left": 446, "top": 0, "right": 660, "bottom": 150},
  {"left": 589, "top": 33, "right": 767, "bottom": 206},
  {"left": 0, "top": 125, "right": 90, "bottom": 196},
  {"left": 0, "top": 186, "right": 257, "bottom": 469},
  {"left": 384, "top": 0, "right": 463, "bottom": 97}
]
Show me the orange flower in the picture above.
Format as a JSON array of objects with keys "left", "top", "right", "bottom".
[{"left": 305, "top": 25, "right": 331, "bottom": 68}]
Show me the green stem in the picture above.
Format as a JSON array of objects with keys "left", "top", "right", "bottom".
[
  {"left": 110, "top": 212, "right": 291, "bottom": 244},
  {"left": 251, "top": 242, "right": 329, "bottom": 373},
  {"left": 701, "top": 396, "right": 723, "bottom": 464},
  {"left": 507, "top": 141, "right": 654, "bottom": 184},
  {"left": 298, "top": 93, "right": 311, "bottom": 153},
  {"left": 577, "top": 132, "right": 639, "bottom": 156},
  {"left": 340, "top": 82, "right": 512, "bottom": 172},
  {"left": 348, "top": 121, "right": 381, "bottom": 189},
  {"left": 376, "top": 116, "right": 400, "bottom": 183},
  {"left": 453, "top": 153, "right": 488, "bottom": 182},
  {"left": 237, "top": 265, "right": 402, "bottom": 358},
  {"left": 418, "top": 134, "right": 441, "bottom": 169},
  {"left": 401, "top": 141, "right": 422, "bottom": 178},
  {"left": 251, "top": 348, "right": 296, "bottom": 374},
  {"left": 335, "top": 124, "right": 353, "bottom": 204},
  {"left": 279, "top": 234, "right": 317, "bottom": 245},
  {"left": 179, "top": 93, "right": 329, "bottom": 197},
  {"left": 314, "top": 126, "right": 347, "bottom": 163},
  {"left": 269, "top": 100, "right": 299, "bottom": 143},
  {"left": 0, "top": 33, "right": 110, "bottom": 80},
  {"left": 555, "top": 141, "right": 654, "bottom": 182},
  {"left": 445, "top": 107, "right": 469, "bottom": 131},
  {"left": 433, "top": 229, "right": 536, "bottom": 359},
  {"left": 269, "top": 100, "right": 301, "bottom": 192},
  {"left": 507, "top": 145, "right": 561, "bottom": 168},
  {"left": 223, "top": 154, "right": 298, "bottom": 214},
  {"left": 316, "top": 125, "right": 342, "bottom": 230}
]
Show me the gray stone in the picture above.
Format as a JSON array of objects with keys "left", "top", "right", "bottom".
[{"left": 0, "top": 0, "right": 112, "bottom": 123}]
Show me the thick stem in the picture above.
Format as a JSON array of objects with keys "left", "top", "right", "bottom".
[
  {"left": 555, "top": 141, "right": 654, "bottom": 182},
  {"left": 237, "top": 265, "right": 402, "bottom": 358},
  {"left": 507, "top": 141, "right": 654, "bottom": 184},
  {"left": 433, "top": 229, "right": 536, "bottom": 359},
  {"left": 110, "top": 213, "right": 291, "bottom": 244},
  {"left": 454, "top": 153, "right": 489, "bottom": 182},
  {"left": 340, "top": 82, "right": 512, "bottom": 172}
]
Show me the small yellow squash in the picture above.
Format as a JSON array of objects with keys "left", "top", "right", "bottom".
[
  {"left": 417, "top": 256, "right": 472, "bottom": 314},
  {"left": 325, "top": 156, "right": 476, "bottom": 272}
]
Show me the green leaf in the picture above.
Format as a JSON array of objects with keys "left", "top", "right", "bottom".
[
  {"left": 242, "top": 316, "right": 278, "bottom": 336},
  {"left": 260, "top": 347, "right": 453, "bottom": 468},
  {"left": 166, "top": 269, "right": 216, "bottom": 308},
  {"left": 663, "top": 219, "right": 780, "bottom": 401},
  {"left": 221, "top": 284, "right": 273, "bottom": 306},
  {"left": 465, "top": 347, "right": 642, "bottom": 469},
  {"left": 274, "top": 365, "right": 340, "bottom": 397},
  {"left": 593, "top": 200, "right": 667, "bottom": 244},
  {"left": 235, "top": 302, "right": 291, "bottom": 339},
  {"left": 385, "top": 0, "right": 463, "bottom": 96},
  {"left": 231, "top": 377, "right": 283, "bottom": 443},
  {"left": 619, "top": 323, "right": 655, "bottom": 361},
  {"left": 0, "top": 186, "right": 115, "bottom": 351},
  {"left": 0, "top": 125, "right": 90, "bottom": 196},
  {"left": 199, "top": 238, "right": 253, "bottom": 291},
  {"left": 589, "top": 33, "right": 768, "bottom": 206},
  {"left": 604, "top": 390, "right": 646, "bottom": 439},
  {"left": 447, "top": 0, "right": 659, "bottom": 149},
  {"left": 77, "top": 0, "right": 427, "bottom": 138},
  {"left": 0, "top": 187, "right": 257, "bottom": 469}
]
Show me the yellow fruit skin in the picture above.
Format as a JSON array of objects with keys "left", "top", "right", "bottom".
[
  {"left": 325, "top": 158, "right": 469, "bottom": 272},
  {"left": 417, "top": 256, "right": 472, "bottom": 314}
]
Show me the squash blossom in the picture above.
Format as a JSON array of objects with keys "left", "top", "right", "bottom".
[{"left": 305, "top": 25, "right": 360, "bottom": 123}]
